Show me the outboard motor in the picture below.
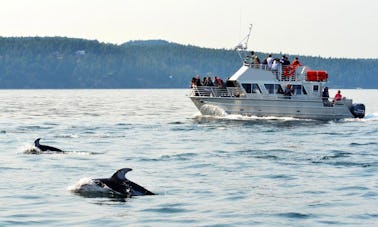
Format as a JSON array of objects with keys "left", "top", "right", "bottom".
[{"left": 351, "top": 103, "right": 365, "bottom": 118}]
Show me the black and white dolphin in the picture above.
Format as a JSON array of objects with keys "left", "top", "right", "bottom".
[
  {"left": 93, "top": 168, "right": 155, "bottom": 197},
  {"left": 34, "top": 138, "right": 63, "bottom": 153}
]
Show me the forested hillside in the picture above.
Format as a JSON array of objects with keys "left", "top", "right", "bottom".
[{"left": 0, "top": 37, "right": 376, "bottom": 88}]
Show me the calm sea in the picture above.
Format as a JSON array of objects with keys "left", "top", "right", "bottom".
[{"left": 0, "top": 89, "right": 377, "bottom": 226}]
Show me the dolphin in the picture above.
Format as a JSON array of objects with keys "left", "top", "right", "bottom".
[
  {"left": 34, "top": 138, "right": 63, "bottom": 152},
  {"left": 93, "top": 168, "right": 155, "bottom": 197}
]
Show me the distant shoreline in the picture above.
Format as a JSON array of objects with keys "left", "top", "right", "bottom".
[{"left": 0, "top": 37, "right": 377, "bottom": 89}]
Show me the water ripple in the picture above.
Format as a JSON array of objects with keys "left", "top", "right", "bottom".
[{"left": 0, "top": 89, "right": 377, "bottom": 226}]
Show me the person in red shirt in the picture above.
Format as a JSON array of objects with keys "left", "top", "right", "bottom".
[
  {"left": 334, "top": 90, "right": 342, "bottom": 101},
  {"left": 291, "top": 57, "right": 302, "bottom": 68}
]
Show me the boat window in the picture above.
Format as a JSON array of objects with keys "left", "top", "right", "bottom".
[
  {"left": 291, "top": 85, "right": 307, "bottom": 95},
  {"left": 275, "top": 84, "right": 284, "bottom": 94},
  {"left": 292, "top": 85, "right": 302, "bottom": 95},
  {"left": 264, "top": 84, "right": 274, "bottom": 94},
  {"left": 302, "top": 86, "right": 308, "bottom": 95},
  {"left": 313, "top": 85, "right": 319, "bottom": 93},
  {"left": 252, "top": 84, "right": 261, "bottom": 93},
  {"left": 242, "top": 83, "right": 251, "bottom": 93}
]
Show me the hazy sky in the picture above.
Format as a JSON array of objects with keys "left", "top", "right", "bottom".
[{"left": 1, "top": 0, "right": 377, "bottom": 58}]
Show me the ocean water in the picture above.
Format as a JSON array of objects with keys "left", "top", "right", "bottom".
[{"left": 0, "top": 89, "right": 377, "bottom": 226}]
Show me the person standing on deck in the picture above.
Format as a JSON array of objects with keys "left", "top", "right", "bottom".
[{"left": 322, "top": 87, "right": 330, "bottom": 106}]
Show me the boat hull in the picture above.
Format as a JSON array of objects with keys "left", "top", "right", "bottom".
[{"left": 190, "top": 96, "right": 355, "bottom": 120}]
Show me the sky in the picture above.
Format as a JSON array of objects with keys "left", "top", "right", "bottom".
[{"left": 0, "top": 0, "right": 377, "bottom": 58}]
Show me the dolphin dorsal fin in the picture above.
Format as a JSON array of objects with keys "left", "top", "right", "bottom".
[
  {"left": 111, "top": 168, "right": 133, "bottom": 181},
  {"left": 34, "top": 138, "right": 41, "bottom": 146}
]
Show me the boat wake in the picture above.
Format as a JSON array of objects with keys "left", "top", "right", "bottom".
[
  {"left": 196, "top": 107, "right": 377, "bottom": 123},
  {"left": 364, "top": 112, "right": 378, "bottom": 121},
  {"left": 222, "top": 114, "right": 301, "bottom": 122},
  {"left": 344, "top": 112, "right": 378, "bottom": 122},
  {"left": 196, "top": 104, "right": 312, "bottom": 122},
  {"left": 194, "top": 112, "right": 316, "bottom": 125}
]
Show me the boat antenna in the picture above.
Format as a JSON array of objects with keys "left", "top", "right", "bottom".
[{"left": 234, "top": 24, "right": 253, "bottom": 61}]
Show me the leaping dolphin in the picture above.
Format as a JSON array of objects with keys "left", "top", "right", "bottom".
[
  {"left": 34, "top": 138, "right": 63, "bottom": 152},
  {"left": 93, "top": 168, "right": 155, "bottom": 197}
]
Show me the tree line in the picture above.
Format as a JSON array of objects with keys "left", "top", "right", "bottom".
[{"left": 0, "top": 37, "right": 376, "bottom": 88}]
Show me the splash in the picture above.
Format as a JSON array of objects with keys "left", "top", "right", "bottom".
[
  {"left": 68, "top": 177, "right": 111, "bottom": 195},
  {"left": 67, "top": 177, "right": 126, "bottom": 198},
  {"left": 67, "top": 177, "right": 96, "bottom": 192},
  {"left": 22, "top": 144, "right": 41, "bottom": 154},
  {"left": 199, "top": 104, "right": 227, "bottom": 116}
]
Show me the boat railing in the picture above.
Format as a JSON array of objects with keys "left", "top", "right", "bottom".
[
  {"left": 191, "top": 86, "right": 245, "bottom": 97},
  {"left": 244, "top": 63, "right": 306, "bottom": 82}
]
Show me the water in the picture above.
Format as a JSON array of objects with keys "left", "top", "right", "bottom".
[{"left": 0, "top": 89, "right": 377, "bottom": 226}]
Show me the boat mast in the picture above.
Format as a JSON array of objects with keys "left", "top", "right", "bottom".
[{"left": 234, "top": 24, "right": 253, "bottom": 61}]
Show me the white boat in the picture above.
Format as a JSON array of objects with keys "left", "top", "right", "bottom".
[{"left": 189, "top": 26, "right": 365, "bottom": 120}]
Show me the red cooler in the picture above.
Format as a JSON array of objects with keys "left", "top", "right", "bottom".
[{"left": 306, "top": 70, "right": 328, "bottom": 81}]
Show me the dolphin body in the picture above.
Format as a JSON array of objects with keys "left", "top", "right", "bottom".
[
  {"left": 34, "top": 138, "right": 63, "bottom": 152},
  {"left": 93, "top": 168, "right": 155, "bottom": 197}
]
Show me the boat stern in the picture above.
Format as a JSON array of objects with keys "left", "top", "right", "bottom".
[{"left": 350, "top": 103, "right": 365, "bottom": 118}]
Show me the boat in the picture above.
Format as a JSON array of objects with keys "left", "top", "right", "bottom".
[{"left": 189, "top": 26, "right": 365, "bottom": 120}]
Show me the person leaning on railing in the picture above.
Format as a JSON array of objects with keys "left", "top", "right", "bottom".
[
  {"left": 291, "top": 57, "right": 302, "bottom": 68},
  {"left": 203, "top": 76, "right": 214, "bottom": 86},
  {"left": 214, "top": 76, "right": 224, "bottom": 88},
  {"left": 271, "top": 58, "right": 280, "bottom": 75}
]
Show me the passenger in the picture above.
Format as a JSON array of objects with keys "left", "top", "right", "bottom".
[
  {"left": 267, "top": 54, "right": 273, "bottom": 69},
  {"left": 202, "top": 77, "right": 208, "bottom": 86},
  {"left": 282, "top": 56, "right": 301, "bottom": 77},
  {"left": 191, "top": 77, "right": 200, "bottom": 96},
  {"left": 191, "top": 77, "right": 197, "bottom": 88},
  {"left": 271, "top": 58, "right": 280, "bottom": 75},
  {"left": 284, "top": 84, "right": 293, "bottom": 96},
  {"left": 280, "top": 55, "right": 290, "bottom": 75},
  {"left": 291, "top": 57, "right": 302, "bottom": 69},
  {"left": 280, "top": 55, "right": 290, "bottom": 66},
  {"left": 202, "top": 77, "right": 207, "bottom": 86},
  {"left": 254, "top": 56, "right": 261, "bottom": 68},
  {"left": 261, "top": 57, "right": 268, "bottom": 69},
  {"left": 334, "top": 90, "right": 342, "bottom": 101},
  {"left": 217, "top": 77, "right": 224, "bottom": 88},
  {"left": 196, "top": 75, "right": 202, "bottom": 86},
  {"left": 206, "top": 76, "right": 214, "bottom": 86},
  {"left": 245, "top": 51, "right": 258, "bottom": 67},
  {"left": 322, "top": 87, "right": 330, "bottom": 106},
  {"left": 214, "top": 76, "right": 224, "bottom": 88},
  {"left": 281, "top": 57, "right": 302, "bottom": 76}
]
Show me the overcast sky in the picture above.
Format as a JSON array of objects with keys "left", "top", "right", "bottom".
[{"left": 1, "top": 0, "right": 377, "bottom": 58}]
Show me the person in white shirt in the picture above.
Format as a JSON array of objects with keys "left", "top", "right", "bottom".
[
  {"left": 267, "top": 54, "right": 273, "bottom": 69},
  {"left": 271, "top": 58, "right": 280, "bottom": 73}
]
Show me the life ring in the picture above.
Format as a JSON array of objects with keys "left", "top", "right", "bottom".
[{"left": 283, "top": 65, "right": 295, "bottom": 76}]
